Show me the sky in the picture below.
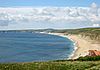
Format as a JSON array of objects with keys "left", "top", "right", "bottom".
[
  {"left": 0, "top": 0, "right": 100, "bottom": 7},
  {"left": 0, "top": 0, "right": 100, "bottom": 30}
]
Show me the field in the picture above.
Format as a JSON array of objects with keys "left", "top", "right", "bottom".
[{"left": 0, "top": 61, "right": 100, "bottom": 70}]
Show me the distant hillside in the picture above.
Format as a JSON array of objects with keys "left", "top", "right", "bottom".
[
  {"left": 68, "top": 28, "right": 100, "bottom": 41},
  {"left": 50, "top": 28, "right": 100, "bottom": 41}
]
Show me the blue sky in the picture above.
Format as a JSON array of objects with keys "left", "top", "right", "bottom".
[
  {"left": 0, "top": 0, "right": 100, "bottom": 29},
  {"left": 0, "top": 0, "right": 100, "bottom": 7}
]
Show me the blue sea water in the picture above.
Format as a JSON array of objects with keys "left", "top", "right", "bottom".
[{"left": 0, "top": 32, "right": 74, "bottom": 62}]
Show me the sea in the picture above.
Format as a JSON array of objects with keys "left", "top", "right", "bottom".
[{"left": 0, "top": 32, "right": 74, "bottom": 62}]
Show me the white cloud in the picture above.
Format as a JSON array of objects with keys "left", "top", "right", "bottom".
[
  {"left": 90, "top": 2, "right": 97, "bottom": 8},
  {"left": 0, "top": 4, "right": 100, "bottom": 29},
  {"left": 93, "top": 24, "right": 100, "bottom": 27}
]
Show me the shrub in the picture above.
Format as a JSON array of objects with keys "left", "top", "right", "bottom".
[{"left": 76, "top": 56, "right": 100, "bottom": 61}]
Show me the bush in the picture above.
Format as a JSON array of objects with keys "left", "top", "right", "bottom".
[{"left": 76, "top": 56, "right": 100, "bottom": 61}]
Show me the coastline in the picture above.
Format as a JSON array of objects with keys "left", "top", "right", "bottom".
[
  {"left": 44, "top": 32, "right": 77, "bottom": 59},
  {"left": 45, "top": 32, "right": 100, "bottom": 59}
]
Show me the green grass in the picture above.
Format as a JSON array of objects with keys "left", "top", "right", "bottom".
[{"left": 0, "top": 61, "right": 100, "bottom": 70}]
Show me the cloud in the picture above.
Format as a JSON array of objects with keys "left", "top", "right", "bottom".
[
  {"left": 93, "top": 24, "right": 100, "bottom": 27},
  {"left": 90, "top": 2, "right": 97, "bottom": 8},
  {"left": 0, "top": 4, "right": 100, "bottom": 29}
]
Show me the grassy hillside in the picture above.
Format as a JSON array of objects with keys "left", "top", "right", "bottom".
[
  {"left": 69, "top": 28, "right": 100, "bottom": 40},
  {"left": 51, "top": 27, "right": 100, "bottom": 41},
  {"left": 0, "top": 61, "right": 100, "bottom": 70}
]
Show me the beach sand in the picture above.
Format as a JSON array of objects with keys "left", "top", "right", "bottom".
[{"left": 47, "top": 33, "right": 100, "bottom": 59}]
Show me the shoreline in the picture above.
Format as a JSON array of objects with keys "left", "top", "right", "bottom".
[
  {"left": 44, "top": 32, "right": 78, "bottom": 59},
  {"left": 45, "top": 32, "right": 100, "bottom": 59}
]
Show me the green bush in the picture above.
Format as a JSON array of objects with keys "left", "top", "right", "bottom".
[{"left": 76, "top": 56, "right": 100, "bottom": 61}]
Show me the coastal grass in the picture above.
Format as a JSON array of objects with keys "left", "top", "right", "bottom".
[{"left": 0, "top": 61, "right": 100, "bottom": 70}]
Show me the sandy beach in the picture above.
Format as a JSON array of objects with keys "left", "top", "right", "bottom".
[{"left": 47, "top": 33, "right": 100, "bottom": 59}]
